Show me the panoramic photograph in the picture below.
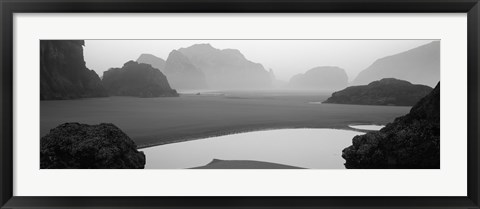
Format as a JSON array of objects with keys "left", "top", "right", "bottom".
[{"left": 40, "top": 39, "right": 440, "bottom": 169}]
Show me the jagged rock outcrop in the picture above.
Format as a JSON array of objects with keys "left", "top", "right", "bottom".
[
  {"left": 323, "top": 78, "right": 433, "bottom": 106},
  {"left": 41, "top": 123, "right": 145, "bottom": 169},
  {"left": 178, "top": 44, "right": 272, "bottom": 89},
  {"left": 40, "top": 40, "right": 108, "bottom": 100},
  {"left": 289, "top": 66, "right": 348, "bottom": 91},
  {"left": 137, "top": 53, "right": 166, "bottom": 71},
  {"left": 164, "top": 50, "right": 208, "bottom": 90},
  {"left": 102, "top": 61, "right": 178, "bottom": 97},
  {"left": 342, "top": 82, "right": 440, "bottom": 169},
  {"left": 352, "top": 41, "right": 440, "bottom": 87}
]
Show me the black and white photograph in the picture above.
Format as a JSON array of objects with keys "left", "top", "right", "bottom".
[{"left": 39, "top": 39, "right": 440, "bottom": 169}]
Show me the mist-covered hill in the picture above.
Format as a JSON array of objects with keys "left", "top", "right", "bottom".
[
  {"left": 352, "top": 41, "right": 440, "bottom": 87},
  {"left": 164, "top": 50, "right": 208, "bottom": 90},
  {"left": 289, "top": 66, "right": 348, "bottom": 91},
  {"left": 178, "top": 44, "right": 273, "bottom": 90}
]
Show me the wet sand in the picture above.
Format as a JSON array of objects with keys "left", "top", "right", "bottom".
[
  {"left": 41, "top": 91, "right": 410, "bottom": 148},
  {"left": 192, "top": 159, "right": 303, "bottom": 169}
]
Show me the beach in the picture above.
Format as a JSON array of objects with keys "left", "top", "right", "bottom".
[{"left": 40, "top": 90, "right": 410, "bottom": 148}]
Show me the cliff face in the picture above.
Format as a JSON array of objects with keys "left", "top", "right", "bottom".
[
  {"left": 323, "top": 78, "right": 433, "bottom": 106},
  {"left": 41, "top": 123, "right": 145, "bottom": 169},
  {"left": 164, "top": 50, "right": 208, "bottom": 90},
  {"left": 289, "top": 66, "right": 348, "bottom": 91},
  {"left": 178, "top": 44, "right": 272, "bottom": 90},
  {"left": 352, "top": 41, "right": 440, "bottom": 87},
  {"left": 40, "top": 40, "right": 108, "bottom": 100},
  {"left": 342, "top": 82, "right": 440, "bottom": 169},
  {"left": 137, "top": 53, "right": 166, "bottom": 71},
  {"left": 102, "top": 61, "right": 178, "bottom": 97}
]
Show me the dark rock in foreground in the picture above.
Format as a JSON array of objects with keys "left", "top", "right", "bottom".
[
  {"left": 41, "top": 123, "right": 145, "bottom": 169},
  {"left": 102, "top": 61, "right": 178, "bottom": 97},
  {"left": 342, "top": 82, "right": 440, "bottom": 169},
  {"left": 40, "top": 40, "right": 108, "bottom": 100},
  {"left": 192, "top": 159, "right": 303, "bottom": 169},
  {"left": 323, "top": 78, "right": 433, "bottom": 106}
]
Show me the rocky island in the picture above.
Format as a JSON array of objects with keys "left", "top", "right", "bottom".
[
  {"left": 102, "top": 61, "right": 178, "bottom": 97},
  {"left": 323, "top": 78, "right": 433, "bottom": 106}
]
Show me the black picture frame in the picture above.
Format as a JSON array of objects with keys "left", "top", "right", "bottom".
[{"left": 1, "top": 0, "right": 479, "bottom": 208}]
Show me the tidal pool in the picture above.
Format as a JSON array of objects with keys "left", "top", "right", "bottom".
[{"left": 141, "top": 128, "right": 364, "bottom": 169}]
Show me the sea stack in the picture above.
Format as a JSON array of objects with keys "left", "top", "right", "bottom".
[
  {"left": 40, "top": 40, "right": 108, "bottom": 100},
  {"left": 102, "top": 61, "right": 178, "bottom": 97}
]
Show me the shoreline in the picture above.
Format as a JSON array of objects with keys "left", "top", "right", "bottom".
[
  {"left": 42, "top": 95, "right": 408, "bottom": 149},
  {"left": 137, "top": 124, "right": 373, "bottom": 149},
  {"left": 191, "top": 159, "right": 305, "bottom": 169}
]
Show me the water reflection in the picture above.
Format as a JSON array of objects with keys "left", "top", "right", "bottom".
[
  {"left": 141, "top": 128, "right": 364, "bottom": 169},
  {"left": 348, "top": 124, "right": 385, "bottom": 131}
]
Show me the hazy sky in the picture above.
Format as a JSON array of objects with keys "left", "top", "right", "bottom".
[{"left": 84, "top": 40, "right": 434, "bottom": 82}]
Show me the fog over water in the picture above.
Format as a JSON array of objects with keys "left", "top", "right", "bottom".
[
  {"left": 40, "top": 39, "right": 441, "bottom": 169},
  {"left": 84, "top": 40, "right": 434, "bottom": 81}
]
